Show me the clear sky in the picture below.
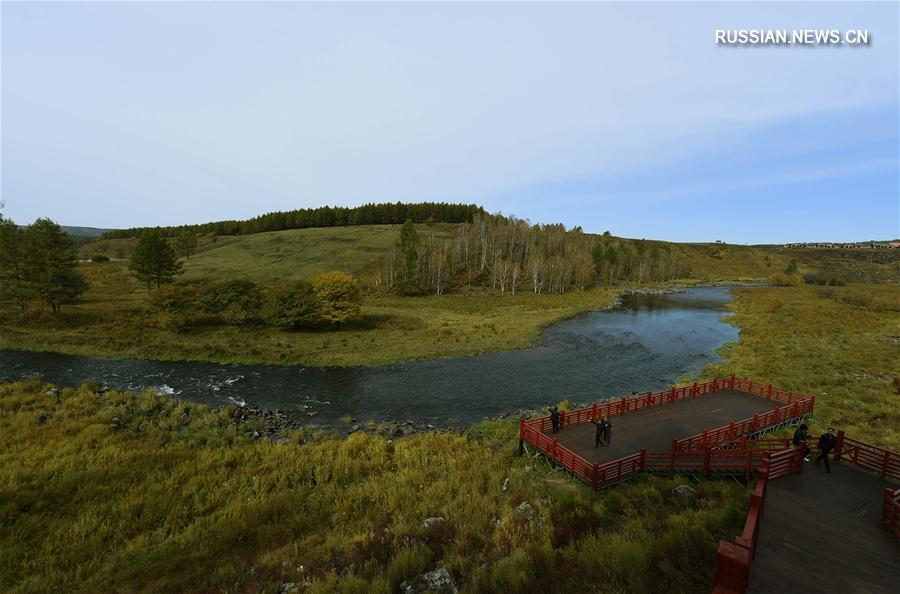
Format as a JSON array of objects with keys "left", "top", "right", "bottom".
[{"left": 2, "top": 1, "right": 897, "bottom": 243}]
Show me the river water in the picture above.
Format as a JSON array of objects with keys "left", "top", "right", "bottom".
[{"left": 0, "top": 286, "right": 739, "bottom": 427}]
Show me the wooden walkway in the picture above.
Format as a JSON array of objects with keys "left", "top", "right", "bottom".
[
  {"left": 549, "top": 389, "right": 776, "bottom": 464},
  {"left": 749, "top": 463, "right": 900, "bottom": 593}
]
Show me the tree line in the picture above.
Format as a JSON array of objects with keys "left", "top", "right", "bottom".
[
  {"left": 379, "top": 214, "right": 684, "bottom": 295},
  {"left": 101, "top": 202, "right": 484, "bottom": 239},
  {"left": 0, "top": 213, "right": 87, "bottom": 313}
]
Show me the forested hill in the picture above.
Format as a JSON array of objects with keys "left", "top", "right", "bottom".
[{"left": 101, "top": 202, "right": 484, "bottom": 239}]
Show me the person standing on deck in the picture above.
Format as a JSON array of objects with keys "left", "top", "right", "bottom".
[
  {"left": 550, "top": 407, "right": 560, "bottom": 434},
  {"left": 595, "top": 418, "right": 604, "bottom": 448},
  {"left": 602, "top": 417, "right": 613, "bottom": 446},
  {"left": 793, "top": 423, "right": 811, "bottom": 461},
  {"left": 816, "top": 427, "right": 837, "bottom": 473}
]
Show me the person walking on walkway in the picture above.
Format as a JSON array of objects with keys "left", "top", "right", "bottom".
[
  {"left": 793, "top": 423, "right": 811, "bottom": 461},
  {"left": 550, "top": 406, "right": 560, "bottom": 434},
  {"left": 816, "top": 427, "right": 837, "bottom": 473}
]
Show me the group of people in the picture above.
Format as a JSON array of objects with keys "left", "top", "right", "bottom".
[
  {"left": 548, "top": 407, "right": 613, "bottom": 448},
  {"left": 793, "top": 423, "right": 838, "bottom": 473},
  {"left": 547, "top": 408, "right": 836, "bottom": 470}
]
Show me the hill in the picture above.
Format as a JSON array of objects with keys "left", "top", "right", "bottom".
[{"left": 79, "top": 224, "right": 899, "bottom": 286}]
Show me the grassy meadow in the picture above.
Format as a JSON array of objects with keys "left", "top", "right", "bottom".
[
  {"left": 701, "top": 284, "right": 900, "bottom": 449},
  {"left": 12, "top": 223, "right": 900, "bottom": 367},
  {"left": 1, "top": 379, "right": 749, "bottom": 594},
  {"left": 0, "top": 258, "right": 622, "bottom": 366}
]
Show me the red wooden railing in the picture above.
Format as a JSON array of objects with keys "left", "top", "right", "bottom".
[
  {"left": 519, "top": 376, "right": 814, "bottom": 489},
  {"left": 833, "top": 431, "right": 900, "bottom": 481},
  {"left": 525, "top": 376, "right": 730, "bottom": 434},
  {"left": 883, "top": 487, "right": 900, "bottom": 538},
  {"left": 713, "top": 435, "right": 900, "bottom": 594},
  {"left": 712, "top": 447, "right": 804, "bottom": 594}
]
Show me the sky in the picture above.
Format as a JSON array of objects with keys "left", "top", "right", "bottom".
[{"left": 1, "top": 1, "right": 898, "bottom": 243}]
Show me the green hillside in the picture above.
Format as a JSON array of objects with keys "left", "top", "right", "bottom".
[{"left": 79, "top": 224, "right": 898, "bottom": 286}]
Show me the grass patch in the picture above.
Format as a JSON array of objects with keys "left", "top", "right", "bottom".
[
  {"left": 0, "top": 259, "right": 623, "bottom": 366},
  {"left": 1, "top": 381, "right": 747, "bottom": 593},
  {"left": 699, "top": 284, "right": 900, "bottom": 449}
]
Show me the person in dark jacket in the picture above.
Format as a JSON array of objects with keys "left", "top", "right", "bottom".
[
  {"left": 550, "top": 407, "right": 560, "bottom": 434},
  {"left": 595, "top": 418, "right": 604, "bottom": 448},
  {"left": 792, "top": 423, "right": 810, "bottom": 461},
  {"left": 603, "top": 417, "right": 613, "bottom": 446},
  {"left": 816, "top": 427, "right": 837, "bottom": 473}
]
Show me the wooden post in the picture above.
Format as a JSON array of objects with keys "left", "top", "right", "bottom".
[
  {"left": 551, "top": 438, "right": 558, "bottom": 460},
  {"left": 729, "top": 373, "right": 736, "bottom": 389},
  {"left": 591, "top": 403, "right": 598, "bottom": 421},
  {"left": 728, "top": 421, "right": 736, "bottom": 439},
  {"left": 639, "top": 448, "right": 646, "bottom": 471},
  {"left": 671, "top": 438, "right": 679, "bottom": 452},
  {"left": 766, "top": 384, "right": 772, "bottom": 398},
  {"left": 518, "top": 418, "right": 525, "bottom": 456},
  {"left": 714, "top": 541, "right": 751, "bottom": 594},
  {"left": 834, "top": 430, "right": 845, "bottom": 462},
  {"left": 882, "top": 451, "right": 890, "bottom": 478},
  {"left": 560, "top": 410, "right": 566, "bottom": 429},
  {"left": 692, "top": 381, "right": 698, "bottom": 397},
  {"left": 646, "top": 391, "right": 652, "bottom": 408}
]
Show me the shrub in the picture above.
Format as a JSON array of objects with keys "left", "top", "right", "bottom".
[
  {"left": 312, "top": 272, "right": 363, "bottom": 327},
  {"left": 202, "top": 280, "right": 264, "bottom": 325},
  {"left": 769, "top": 272, "right": 801, "bottom": 287},
  {"left": 803, "top": 270, "right": 847, "bottom": 286},
  {"left": 91, "top": 254, "right": 110, "bottom": 263},
  {"left": 146, "top": 284, "right": 205, "bottom": 331},
  {"left": 265, "top": 281, "right": 322, "bottom": 329}
]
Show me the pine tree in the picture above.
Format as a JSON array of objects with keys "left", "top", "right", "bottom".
[
  {"left": 21, "top": 218, "right": 88, "bottom": 312},
  {"left": 175, "top": 228, "right": 199, "bottom": 259},
  {"left": 0, "top": 211, "right": 29, "bottom": 310},
  {"left": 129, "top": 229, "right": 183, "bottom": 289},
  {"left": 398, "top": 219, "right": 420, "bottom": 293}
]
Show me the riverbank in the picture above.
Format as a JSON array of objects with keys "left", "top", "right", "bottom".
[
  {"left": 2, "top": 259, "right": 683, "bottom": 366},
  {"left": 697, "top": 283, "right": 900, "bottom": 450}
]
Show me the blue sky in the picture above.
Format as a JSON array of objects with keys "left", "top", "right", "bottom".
[{"left": 2, "top": 1, "right": 897, "bottom": 243}]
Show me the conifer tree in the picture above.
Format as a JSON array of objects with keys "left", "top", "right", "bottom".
[
  {"left": 129, "top": 229, "right": 183, "bottom": 289},
  {"left": 0, "top": 211, "right": 29, "bottom": 310},
  {"left": 175, "top": 228, "right": 199, "bottom": 259},
  {"left": 21, "top": 218, "right": 87, "bottom": 312}
]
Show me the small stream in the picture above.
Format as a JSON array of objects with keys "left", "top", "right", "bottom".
[{"left": 0, "top": 286, "right": 740, "bottom": 428}]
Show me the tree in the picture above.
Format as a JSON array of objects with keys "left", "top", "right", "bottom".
[
  {"left": 202, "top": 279, "right": 264, "bottom": 325},
  {"left": 0, "top": 211, "right": 29, "bottom": 310},
  {"left": 266, "top": 281, "right": 322, "bottom": 329},
  {"left": 21, "top": 218, "right": 87, "bottom": 312},
  {"left": 311, "top": 271, "right": 362, "bottom": 327},
  {"left": 175, "top": 228, "right": 199, "bottom": 259},
  {"left": 129, "top": 229, "right": 183, "bottom": 289},
  {"left": 398, "top": 218, "right": 420, "bottom": 293}
]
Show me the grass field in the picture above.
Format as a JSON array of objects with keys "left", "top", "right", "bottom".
[
  {"left": 699, "top": 284, "right": 900, "bottom": 450},
  {"left": 3, "top": 224, "right": 896, "bottom": 367},
  {"left": 0, "top": 379, "right": 748, "bottom": 593},
  {"left": 0, "top": 259, "right": 622, "bottom": 366}
]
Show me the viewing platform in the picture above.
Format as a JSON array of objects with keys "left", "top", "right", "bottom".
[{"left": 519, "top": 376, "right": 815, "bottom": 488}]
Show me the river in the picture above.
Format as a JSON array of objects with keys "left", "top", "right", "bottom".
[{"left": 0, "top": 286, "right": 740, "bottom": 428}]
